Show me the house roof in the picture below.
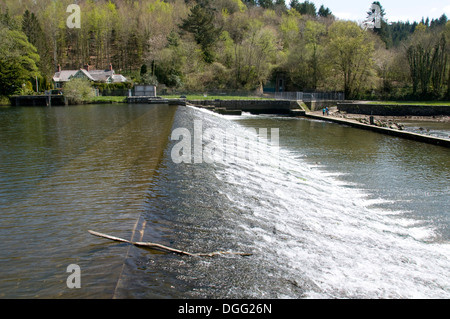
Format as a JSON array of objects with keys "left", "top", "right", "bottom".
[
  {"left": 89, "top": 70, "right": 114, "bottom": 82},
  {"left": 53, "top": 67, "right": 127, "bottom": 83},
  {"left": 53, "top": 70, "right": 78, "bottom": 82},
  {"left": 108, "top": 74, "right": 127, "bottom": 83},
  {"left": 76, "top": 69, "right": 96, "bottom": 81}
]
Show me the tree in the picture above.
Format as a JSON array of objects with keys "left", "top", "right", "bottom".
[
  {"left": 305, "top": 20, "right": 326, "bottom": 89},
  {"left": 327, "top": 21, "right": 375, "bottom": 98},
  {"left": 22, "top": 10, "right": 42, "bottom": 46},
  {"left": 290, "top": 1, "right": 316, "bottom": 16},
  {"left": 445, "top": 22, "right": 450, "bottom": 98},
  {"left": 274, "top": 0, "right": 287, "bottom": 12},
  {"left": 0, "top": 19, "right": 40, "bottom": 96},
  {"left": 318, "top": 5, "right": 332, "bottom": 18},
  {"left": 180, "top": 4, "right": 221, "bottom": 63},
  {"left": 242, "top": 0, "right": 257, "bottom": 7},
  {"left": 258, "top": 0, "right": 274, "bottom": 9},
  {"left": 241, "top": 25, "right": 278, "bottom": 91},
  {"left": 365, "top": 2, "right": 391, "bottom": 48},
  {"left": 407, "top": 28, "right": 447, "bottom": 97},
  {"left": 282, "top": 18, "right": 327, "bottom": 91},
  {"left": 1, "top": 0, "right": 448, "bottom": 98}
]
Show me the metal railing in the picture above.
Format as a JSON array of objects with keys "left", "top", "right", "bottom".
[{"left": 274, "top": 92, "right": 345, "bottom": 101}]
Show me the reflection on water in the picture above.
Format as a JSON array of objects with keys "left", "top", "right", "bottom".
[
  {"left": 0, "top": 104, "right": 176, "bottom": 298},
  {"left": 0, "top": 104, "right": 449, "bottom": 299}
]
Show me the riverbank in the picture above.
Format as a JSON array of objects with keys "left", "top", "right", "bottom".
[
  {"left": 327, "top": 107, "right": 450, "bottom": 125},
  {"left": 305, "top": 108, "right": 450, "bottom": 148}
]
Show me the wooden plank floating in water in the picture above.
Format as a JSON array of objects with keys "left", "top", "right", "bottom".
[{"left": 88, "top": 230, "right": 252, "bottom": 257}]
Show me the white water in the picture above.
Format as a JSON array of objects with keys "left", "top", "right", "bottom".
[{"left": 193, "top": 107, "right": 450, "bottom": 298}]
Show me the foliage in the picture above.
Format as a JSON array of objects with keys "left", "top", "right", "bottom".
[
  {"left": 318, "top": 5, "right": 332, "bottom": 18},
  {"left": 0, "top": 0, "right": 449, "bottom": 100},
  {"left": 180, "top": 4, "right": 221, "bottom": 63},
  {"left": 0, "top": 14, "right": 40, "bottom": 96},
  {"left": 327, "top": 21, "right": 375, "bottom": 98},
  {"left": 407, "top": 29, "right": 447, "bottom": 97},
  {"left": 290, "top": 0, "right": 316, "bottom": 16},
  {"left": 63, "top": 78, "right": 95, "bottom": 104}
]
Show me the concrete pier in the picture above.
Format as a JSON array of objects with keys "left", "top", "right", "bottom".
[
  {"left": 337, "top": 102, "right": 450, "bottom": 116},
  {"left": 127, "top": 96, "right": 169, "bottom": 104},
  {"left": 304, "top": 112, "right": 450, "bottom": 148}
]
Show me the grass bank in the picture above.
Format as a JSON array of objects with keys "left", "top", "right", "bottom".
[{"left": 89, "top": 96, "right": 127, "bottom": 103}]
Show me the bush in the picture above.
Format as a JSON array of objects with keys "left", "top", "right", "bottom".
[{"left": 63, "top": 79, "right": 95, "bottom": 104}]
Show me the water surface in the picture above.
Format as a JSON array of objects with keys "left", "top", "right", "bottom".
[{"left": 0, "top": 104, "right": 449, "bottom": 298}]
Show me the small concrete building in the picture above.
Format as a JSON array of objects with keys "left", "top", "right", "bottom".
[{"left": 133, "top": 85, "right": 157, "bottom": 97}]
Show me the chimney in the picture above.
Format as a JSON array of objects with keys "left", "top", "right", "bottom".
[
  {"left": 84, "top": 64, "right": 90, "bottom": 72},
  {"left": 57, "top": 64, "right": 61, "bottom": 72},
  {"left": 109, "top": 63, "right": 113, "bottom": 71}
]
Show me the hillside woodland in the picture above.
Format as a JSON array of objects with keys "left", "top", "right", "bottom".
[{"left": 0, "top": 0, "right": 449, "bottom": 100}]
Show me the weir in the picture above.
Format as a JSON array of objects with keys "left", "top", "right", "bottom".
[{"left": 187, "top": 99, "right": 305, "bottom": 115}]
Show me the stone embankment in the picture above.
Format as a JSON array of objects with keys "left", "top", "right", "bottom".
[{"left": 305, "top": 108, "right": 450, "bottom": 148}]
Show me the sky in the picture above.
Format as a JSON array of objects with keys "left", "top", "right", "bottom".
[{"left": 316, "top": 0, "right": 450, "bottom": 23}]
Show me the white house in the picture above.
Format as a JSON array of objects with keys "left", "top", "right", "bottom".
[{"left": 53, "top": 64, "right": 127, "bottom": 88}]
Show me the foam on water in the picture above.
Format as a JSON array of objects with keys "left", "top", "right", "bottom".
[{"left": 194, "top": 109, "right": 450, "bottom": 298}]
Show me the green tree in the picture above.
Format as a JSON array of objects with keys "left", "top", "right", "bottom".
[
  {"left": 445, "top": 22, "right": 450, "bottom": 98},
  {"left": 407, "top": 27, "right": 447, "bottom": 97},
  {"left": 327, "top": 21, "right": 375, "bottom": 98},
  {"left": 274, "top": 0, "right": 287, "bottom": 12},
  {"left": 22, "top": 10, "right": 42, "bottom": 46},
  {"left": 282, "top": 19, "right": 326, "bottom": 91},
  {"left": 240, "top": 23, "right": 278, "bottom": 91},
  {"left": 258, "top": 0, "right": 274, "bottom": 9},
  {"left": 305, "top": 20, "right": 326, "bottom": 89},
  {"left": 318, "top": 5, "right": 332, "bottom": 18},
  {"left": 0, "top": 20, "right": 40, "bottom": 96},
  {"left": 367, "top": 2, "right": 392, "bottom": 48},
  {"left": 180, "top": 4, "right": 220, "bottom": 63},
  {"left": 290, "top": 0, "right": 316, "bottom": 16}
]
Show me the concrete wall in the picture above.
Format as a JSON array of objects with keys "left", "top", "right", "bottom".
[
  {"left": 188, "top": 100, "right": 295, "bottom": 114},
  {"left": 304, "top": 100, "right": 339, "bottom": 111},
  {"left": 305, "top": 113, "right": 450, "bottom": 148},
  {"left": 338, "top": 103, "right": 450, "bottom": 116},
  {"left": 134, "top": 85, "right": 156, "bottom": 97}
]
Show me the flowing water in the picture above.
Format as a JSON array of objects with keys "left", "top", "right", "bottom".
[
  {"left": 399, "top": 120, "right": 450, "bottom": 140},
  {"left": 0, "top": 104, "right": 449, "bottom": 299}
]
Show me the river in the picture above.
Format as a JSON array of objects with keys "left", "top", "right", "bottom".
[{"left": 0, "top": 104, "right": 449, "bottom": 298}]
